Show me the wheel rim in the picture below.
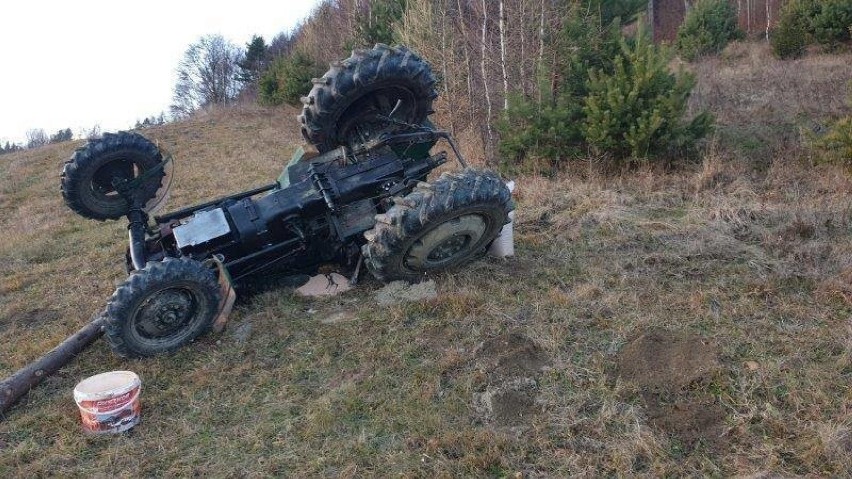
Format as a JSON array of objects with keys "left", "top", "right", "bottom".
[
  {"left": 129, "top": 285, "right": 202, "bottom": 344},
  {"left": 89, "top": 158, "right": 136, "bottom": 201},
  {"left": 336, "top": 86, "right": 418, "bottom": 147},
  {"left": 81, "top": 151, "right": 162, "bottom": 216},
  {"left": 404, "top": 214, "right": 488, "bottom": 271}
]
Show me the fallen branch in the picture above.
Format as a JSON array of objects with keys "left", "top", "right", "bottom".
[{"left": 0, "top": 314, "right": 108, "bottom": 416}]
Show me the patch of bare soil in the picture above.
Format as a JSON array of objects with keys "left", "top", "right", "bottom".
[
  {"left": 473, "top": 333, "right": 551, "bottom": 427},
  {"left": 478, "top": 378, "right": 539, "bottom": 426},
  {"left": 617, "top": 328, "right": 721, "bottom": 392},
  {"left": 616, "top": 328, "right": 726, "bottom": 451},
  {"left": 476, "top": 332, "right": 550, "bottom": 381},
  {"left": 645, "top": 398, "right": 726, "bottom": 450}
]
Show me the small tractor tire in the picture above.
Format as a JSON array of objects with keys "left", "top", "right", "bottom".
[
  {"left": 105, "top": 258, "right": 221, "bottom": 358},
  {"left": 363, "top": 169, "right": 513, "bottom": 282},
  {"left": 298, "top": 44, "right": 438, "bottom": 152},
  {"left": 61, "top": 132, "right": 165, "bottom": 221}
]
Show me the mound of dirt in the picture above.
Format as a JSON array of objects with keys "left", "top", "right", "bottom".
[
  {"left": 476, "top": 332, "right": 550, "bottom": 381},
  {"left": 615, "top": 327, "right": 726, "bottom": 451},
  {"left": 616, "top": 327, "right": 721, "bottom": 392},
  {"left": 645, "top": 398, "right": 726, "bottom": 450},
  {"left": 477, "top": 378, "right": 539, "bottom": 426},
  {"left": 473, "top": 333, "right": 551, "bottom": 427}
]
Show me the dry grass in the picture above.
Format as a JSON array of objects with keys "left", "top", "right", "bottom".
[
  {"left": 1, "top": 45, "right": 852, "bottom": 477},
  {"left": 687, "top": 41, "right": 852, "bottom": 164}
]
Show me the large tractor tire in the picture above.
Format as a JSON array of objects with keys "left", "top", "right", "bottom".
[
  {"left": 298, "top": 44, "right": 438, "bottom": 152},
  {"left": 61, "top": 132, "right": 166, "bottom": 221},
  {"left": 105, "top": 258, "right": 221, "bottom": 358},
  {"left": 363, "top": 169, "right": 513, "bottom": 282}
]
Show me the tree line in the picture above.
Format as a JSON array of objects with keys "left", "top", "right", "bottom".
[
  {"left": 3, "top": 1, "right": 724, "bottom": 165},
  {"left": 172, "top": 0, "right": 719, "bottom": 169},
  {"left": 1, "top": 119, "right": 164, "bottom": 156},
  {"left": 1, "top": 128, "right": 74, "bottom": 155}
]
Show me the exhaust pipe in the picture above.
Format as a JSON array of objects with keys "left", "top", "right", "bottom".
[{"left": 127, "top": 209, "right": 148, "bottom": 271}]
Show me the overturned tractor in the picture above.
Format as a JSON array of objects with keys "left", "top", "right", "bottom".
[{"left": 1, "top": 45, "right": 513, "bottom": 413}]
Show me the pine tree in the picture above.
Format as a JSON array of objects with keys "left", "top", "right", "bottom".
[
  {"left": 258, "top": 52, "right": 324, "bottom": 107},
  {"left": 238, "top": 35, "right": 269, "bottom": 84},
  {"left": 499, "top": 2, "right": 711, "bottom": 169},
  {"left": 676, "top": 0, "right": 742, "bottom": 62},
  {"left": 583, "top": 25, "right": 712, "bottom": 162},
  {"left": 355, "top": 0, "right": 407, "bottom": 46}
]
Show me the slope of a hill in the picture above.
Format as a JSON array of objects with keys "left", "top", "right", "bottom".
[{"left": 1, "top": 48, "right": 851, "bottom": 476}]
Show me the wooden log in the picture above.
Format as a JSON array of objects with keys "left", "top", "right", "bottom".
[{"left": 0, "top": 314, "right": 108, "bottom": 416}]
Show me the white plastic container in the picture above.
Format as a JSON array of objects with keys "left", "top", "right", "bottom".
[
  {"left": 489, "top": 180, "right": 516, "bottom": 258},
  {"left": 73, "top": 371, "right": 141, "bottom": 434}
]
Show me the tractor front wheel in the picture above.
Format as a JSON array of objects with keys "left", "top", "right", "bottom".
[
  {"left": 362, "top": 169, "right": 513, "bottom": 282},
  {"left": 61, "top": 131, "right": 166, "bottom": 221},
  {"left": 105, "top": 258, "right": 221, "bottom": 358},
  {"left": 298, "top": 44, "right": 438, "bottom": 152}
]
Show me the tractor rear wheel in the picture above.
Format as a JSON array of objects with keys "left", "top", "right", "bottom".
[
  {"left": 61, "top": 132, "right": 166, "bottom": 221},
  {"left": 362, "top": 169, "right": 513, "bottom": 282},
  {"left": 105, "top": 258, "right": 221, "bottom": 358},
  {"left": 298, "top": 44, "right": 438, "bottom": 152}
]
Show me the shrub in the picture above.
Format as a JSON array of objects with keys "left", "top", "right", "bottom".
[
  {"left": 258, "top": 52, "right": 324, "bottom": 107},
  {"left": 498, "top": 95, "right": 587, "bottom": 168},
  {"left": 772, "top": 0, "right": 852, "bottom": 58},
  {"left": 355, "top": 0, "right": 407, "bottom": 46},
  {"left": 676, "top": 0, "right": 741, "bottom": 62},
  {"left": 812, "top": 117, "right": 852, "bottom": 166},
  {"left": 498, "top": 5, "right": 711, "bottom": 170},
  {"left": 811, "top": 85, "right": 852, "bottom": 167},
  {"left": 810, "top": 0, "right": 852, "bottom": 49},
  {"left": 584, "top": 30, "right": 713, "bottom": 162},
  {"left": 498, "top": 6, "right": 624, "bottom": 167},
  {"left": 49, "top": 128, "right": 73, "bottom": 144}
]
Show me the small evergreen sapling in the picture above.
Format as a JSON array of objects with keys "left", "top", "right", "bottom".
[
  {"left": 583, "top": 28, "right": 712, "bottom": 163},
  {"left": 676, "top": 0, "right": 742, "bottom": 62}
]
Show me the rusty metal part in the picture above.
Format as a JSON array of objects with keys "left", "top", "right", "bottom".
[{"left": 210, "top": 256, "right": 237, "bottom": 333}]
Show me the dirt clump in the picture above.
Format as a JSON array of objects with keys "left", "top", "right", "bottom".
[
  {"left": 476, "top": 332, "right": 550, "bottom": 380},
  {"left": 473, "top": 333, "right": 550, "bottom": 427},
  {"left": 476, "top": 378, "right": 539, "bottom": 426},
  {"left": 616, "top": 327, "right": 721, "bottom": 391},
  {"left": 615, "top": 327, "right": 726, "bottom": 451},
  {"left": 645, "top": 398, "right": 726, "bottom": 450}
]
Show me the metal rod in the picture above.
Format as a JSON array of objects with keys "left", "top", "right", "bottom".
[
  {"left": 127, "top": 209, "right": 148, "bottom": 271},
  {"left": 444, "top": 135, "right": 469, "bottom": 169}
]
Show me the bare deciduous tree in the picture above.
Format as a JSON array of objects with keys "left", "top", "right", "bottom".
[
  {"left": 499, "top": 0, "right": 509, "bottom": 110},
  {"left": 480, "top": 0, "right": 495, "bottom": 162},
  {"left": 171, "top": 34, "right": 243, "bottom": 118},
  {"left": 25, "top": 129, "right": 48, "bottom": 149}
]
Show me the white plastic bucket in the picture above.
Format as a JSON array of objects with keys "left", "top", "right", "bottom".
[
  {"left": 73, "top": 371, "right": 141, "bottom": 434},
  {"left": 489, "top": 180, "right": 516, "bottom": 258}
]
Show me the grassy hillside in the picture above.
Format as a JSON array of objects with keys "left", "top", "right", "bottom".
[{"left": 1, "top": 45, "right": 851, "bottom": 476}]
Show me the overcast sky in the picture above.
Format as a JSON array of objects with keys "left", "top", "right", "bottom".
[{"left": 0, "top": 0, "right": 322, "bottom": 145}]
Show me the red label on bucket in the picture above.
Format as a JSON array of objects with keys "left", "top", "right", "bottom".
[
  {"left": 74, "top": 371, "right": 142, "bottom": 434},
  {"left": 80, "top": 389, "right": 134, "bottom": 413}
]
